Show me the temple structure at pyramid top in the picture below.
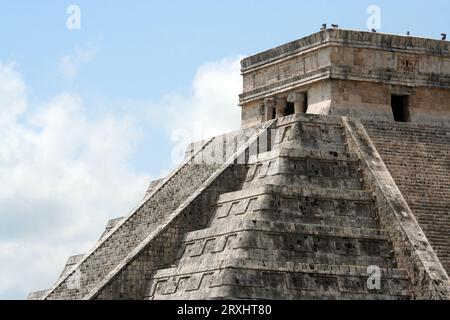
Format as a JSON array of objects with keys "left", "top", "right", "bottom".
[
  {"left": 239, "top": 28, "right": 450, "bottom": 127},
  {"left": 29, "top": 29, "right": 450, "bottom": 300}
]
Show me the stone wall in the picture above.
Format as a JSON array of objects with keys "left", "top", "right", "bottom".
[
  {"left": 408, "top": 87, "right": 450, "bottom": 125},
  {"left": 330, "top": 45, "right": 450, "bottom": 88},
  {"left": 241, "top": 101, "right": 265, "bottom": 129},
  {"left": 330, "top": 80, "right": 392, "bottom": 120},
  {"left": 241, "top": 47, "right": 331, "bottom": 102},
  {"left": 241, "top": 29, "right": 450, "bottom": 73},
  {"left": 239, "top": 29, "right": 450, "bottom": 128},
  {"left": 330, "top": 81, "right": 450, "bottom": 126}
]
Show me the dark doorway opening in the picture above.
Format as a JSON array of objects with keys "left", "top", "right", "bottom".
[
  {"left": 286, "top": 102, "right": 295, "bottom": 116},
  {"left": 272, "top": 107, "right": 276, "bottom": 120},
  {"left": 391, "top": 95, "right": 411, "bottom": 122},
  {"left": 303, "top": 93, "right": 309, "bottom": 113}
]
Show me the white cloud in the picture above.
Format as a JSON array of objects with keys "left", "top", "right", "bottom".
[
  {"left": 145, "top": 56, "right": 242, "bottom": 139},
  {"left": 0, "top": 62, "right": 149, "bottom": 299},
  {"left": 185, "top": 56, "right": 243, "bottom": 137},
  {"left": 58, "top": 45, "right": 98, "bottom": 79},
  {"left": 141, "top": 56, "right": 243, "bottom": 164},
  {"left": 0, "top": 55, "right": 244, "bottom": 299}
]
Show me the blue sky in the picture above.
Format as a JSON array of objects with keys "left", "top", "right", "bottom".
[
  {"left": 1, "top": 0, "right": 449, "bottom": 173},
  {"left": 0, "top": 0, "right": 449, "bottom": 299}
]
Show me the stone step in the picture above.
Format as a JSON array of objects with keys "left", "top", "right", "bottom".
[
  {"left": 249, "top": 148, "right": 358, "bottom": 165},
  {"left": 252, "top": 210, "right": 379, "bottom": 229},
  {"left": 244, "top": 155, "right": 363, "bottom": 190},
  {"left": 209, "top": 186, "right": 378, "bottom": 228},
  {"left": 146, "top": 259, "right": 410, "bottom": 300},
  {"left": 192, "top": 218, "right": 389, "bottom": 240},
  {"left": 217, "top": 185, "right": 374, "bottom": 204},
  {"left": 172, "top": 219, "right": 394, "bottom": 267},
  {"left": 152, "top": 259, "right": 409, "bottom": 281},
  {"left": 174, "top": 247, "right": 396, "bottom": 271}
]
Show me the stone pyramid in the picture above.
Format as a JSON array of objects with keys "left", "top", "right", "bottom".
[{"left": 29, "top": 29, "right": 450, "bottom": 300}]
